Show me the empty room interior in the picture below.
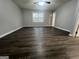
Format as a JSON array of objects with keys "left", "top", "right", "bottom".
[{"left": 0, "top": 0, "right": 79, "bottom": 59}]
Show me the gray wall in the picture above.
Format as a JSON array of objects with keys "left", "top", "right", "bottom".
[
  {"left": 55, "top": 0, "right": 77, "bottom": 33},
  {"left": 0, "top": 0, "right": 23, "bottom": 36},
  {"left": 23, "top": 10, "right": 52, "bottom": 27}
]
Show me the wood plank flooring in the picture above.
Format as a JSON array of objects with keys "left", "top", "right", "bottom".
[{"left": 0, "top": 27, "right": 79, "bottom": 59}]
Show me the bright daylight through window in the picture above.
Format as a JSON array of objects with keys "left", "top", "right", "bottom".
[{"left": 33, "top": 12, "right": 44, "bottom": 22}]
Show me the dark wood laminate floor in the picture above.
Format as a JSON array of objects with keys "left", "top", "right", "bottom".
[{"left": 0, "top": 27, "right": 79, "bottom": 59}]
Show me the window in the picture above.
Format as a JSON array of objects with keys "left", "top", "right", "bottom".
[{"left": 33, "top": 12, "right": 44, "bottom": 22}]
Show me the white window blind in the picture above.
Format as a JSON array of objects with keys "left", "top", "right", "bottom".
[{"left": 33, "top": 12, "right": 44, "bottom": 22}]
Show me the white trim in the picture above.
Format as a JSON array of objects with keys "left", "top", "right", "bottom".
[
  {"left": 69, "top": 33, "right": 78, "bottom": 37},
  {"left": 23, "top": 25, "right": 51, "bottom": 27},
  {"left": 71, "top": 0, "right": 79, "bottom": 38},
  {"left": 0, "top": 27, "right": 22, "bottom": 38},
  {"left": 69, "top": 34, "right": 73, "bottom": 36},
  {"left": 0, "top": 56, "right": 9, "bottom": 59},
  {"left": 76, "top": 35, "right": 79, "bottom": 37},
  {"left": 54, "top": 26, "right": 70, "bottom": 32},
  {"left": 52, "top": 12, "right": 56, "bottom": 26}
]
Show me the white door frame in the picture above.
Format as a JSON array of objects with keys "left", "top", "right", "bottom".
[
  {"left": 71, "top": 0, "right": 79, "bottom": 37},
  {"left": 52, "top": 12, "right": 56, "bottom": 27}
]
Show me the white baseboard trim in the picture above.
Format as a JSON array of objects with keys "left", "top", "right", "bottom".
[
  {"left": 69, "top": 34, "right": 73, "bottom": 36},
  {"left": 23, "top": 26, "right": 51, "bottom": 27},
  {"left": 54, "top": 26, "right": 70, "bottom": 32},
  {"left": 0, "top": 56, "right": 9, "bottom": 59},
  {"left": 69, "top": 33, "right": 77, "bottom": 37},
  {"left": 77, "top": 35, "right": 79, "bottom": 37},
  {"left": 0, "top": 27, "right": 22, "bottom": 38}
]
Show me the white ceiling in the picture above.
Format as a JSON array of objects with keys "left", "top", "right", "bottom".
[{"left": 13, "top": 0, "right": 72, "bottom": 11}]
